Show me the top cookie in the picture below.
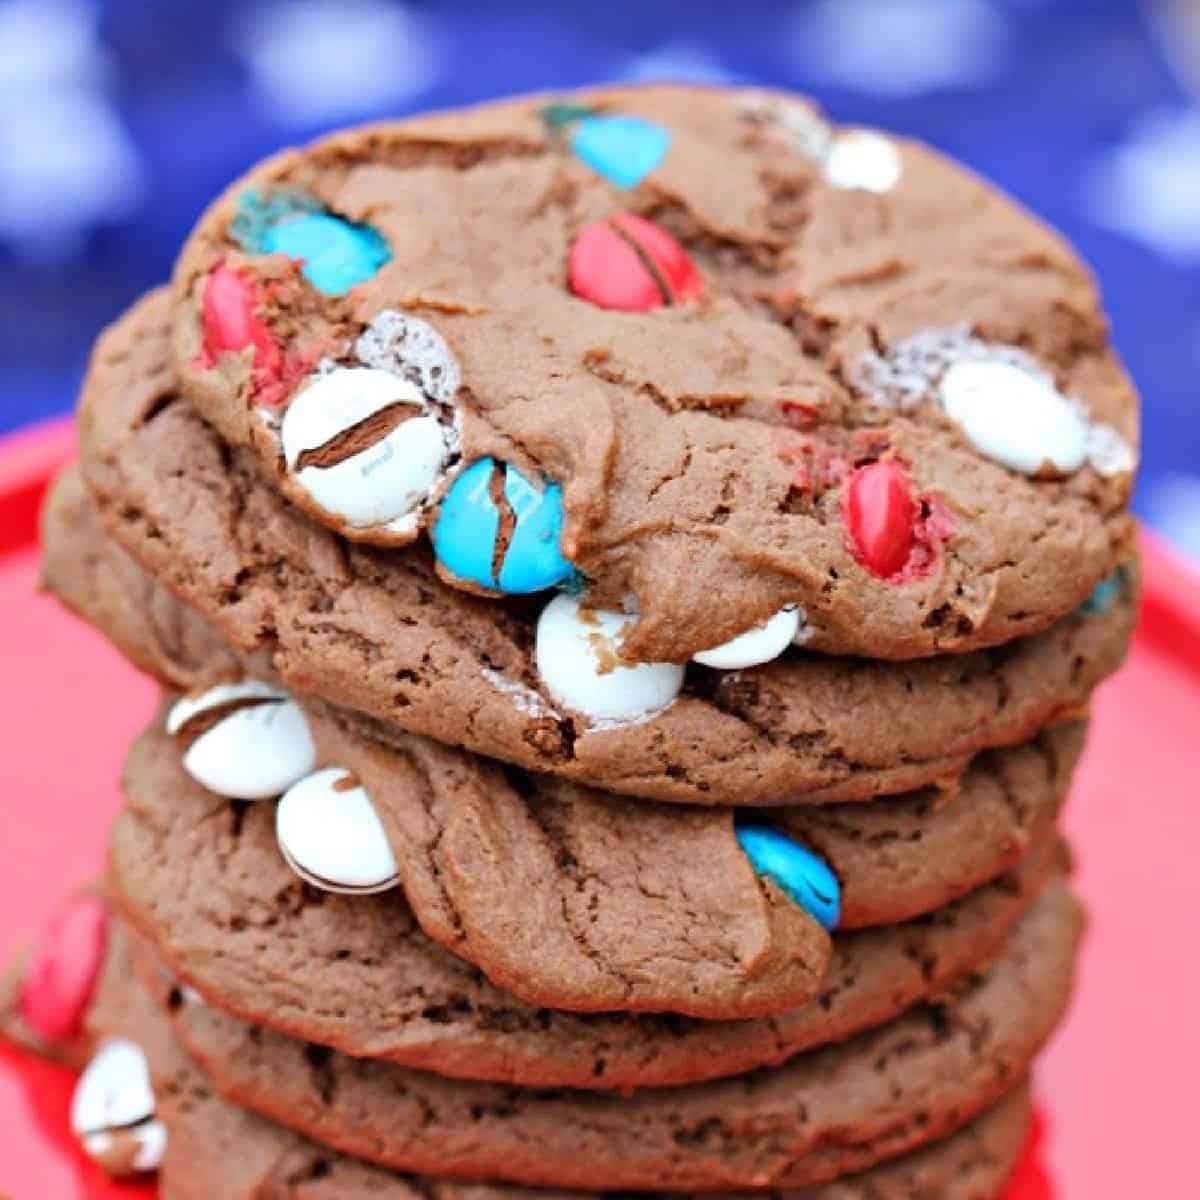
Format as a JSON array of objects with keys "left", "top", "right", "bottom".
[{"left": 170, "top": 84, "right": 1138, "bottom": 666}]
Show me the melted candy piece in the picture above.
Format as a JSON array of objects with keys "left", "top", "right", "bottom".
[
  {"left": 19, "top": 896, "right": 109, "bottom": 1042},
  {"left": 735, "top": 825, "right": 841, "bottom": 930},
  {"left": 433, "top": 458, "right": 573, "bottom": 594},
  {"left": 569, "top": 213, "right": 703, "bottom": 312},
  {"left": 844, "top": 460, "right": 916, "bottom": 579}
]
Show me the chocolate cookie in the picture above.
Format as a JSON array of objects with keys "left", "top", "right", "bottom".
[
  {"left": 3, "top": 920, "right": 1032, "bottom": 1199},
  {"left": 132, "top": 881, "right": 1078, "bottom": 1192},
  {"left": 77, "top": 292, "right": 1136, "bottom": 807},
  {"left": 168, "top": 85, "right": 1138, "bottom": 667},
  {"left": 109, "top": 720, "right": 1062, "bottom": 1089},
  {"left": 136, "top": 964, "right": 1033, "bottom": 1200},
  {"left": 43, "top": 466, "right": 1087, "bottom": 925}
]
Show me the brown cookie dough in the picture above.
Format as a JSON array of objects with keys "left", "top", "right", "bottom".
[
  {"left": 132, "top": 881, "right": 1078, "bottom": 1192},
  {"left": 144, "top": 982, "right": 1033, "bottom": 1200},
  {"left": 43, "top": 469, "right": 1081, "bottom": 1016},
  {"left": 109, "top": 720, "right": 1062, "bottom": 1090},
  {"left": 169, "top": 85, "right": 1138, "bottom": 664},
  {"left": 76, "top": 292, "right": 1136, "bottom": 807}
]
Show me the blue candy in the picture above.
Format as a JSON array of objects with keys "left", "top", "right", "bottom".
[
  {"left": 571, "top": 115, "right": 671, "bottom": 189},
  {"left": 735, "top": 825, "right": 841, "bottom": 931},
  {"left": 1080, "top": 567, "right": 1128, "bottom": 616},
  {"left": 230, "top": 189, "right": 391, "bottom": 296},
  {"left": 262, "top": 212, "right": 391, "bottom": 296},
  {"left": 433, "top": 458, "right": 574, "bottom": 594}
]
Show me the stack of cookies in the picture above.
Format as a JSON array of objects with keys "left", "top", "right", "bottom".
[{"left": 2, "top": 86, "right": 1138, "bottom": 1198}]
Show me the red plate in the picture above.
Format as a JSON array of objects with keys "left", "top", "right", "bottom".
[{"left": 1, "top": 417, "right": 1197, "bottom": 1199}]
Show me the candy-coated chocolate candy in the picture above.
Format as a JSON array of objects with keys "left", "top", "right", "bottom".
[
  {"left": 535, "top": 593, "right": 684, "bottom": 725},
  {"left": 844, "top": 460, "right": 916, "bottom": 579},
  {"left": 280, "top": 366, "right": 452, "bottom": 538},
  {"left": 166, "top": 681, "right": 317, "bottom": 801},
  {"left": 262, "top": 211, "right": 391, "bottom": 296},
  {"left": 693, "top": 605, "right": 803, "bottom": 669},
  {"left": 72, "top": 1039, "right": 166, "bottom": 1176},
  {"left": 940, "top": 360, "right": 1089, "bottom": 477},
  {"left": 198, "top": 264, "right": 286, "bottom": 403},
  {"left": 823, "top": 130, "right": 902, "bottom": 193},
  {"left": 735, "top": 825, "right": 841, "bottom": 930},
  {"left": 276, "top": 768, "right": 400, "bottom": 896},
  {"left": 19, "top": 895, "right": 109, "bottom": 1042},
  {"left": 230, "top": 188, "right": 391, "bottom": 296},
  {"left": 571, "top": 114, "right": 672, "bottom": 188},
  {"left": 433, "top": 457, "right": 573, "bottom": 594},
  {"left": 1080, "top": 568, "right": 1126, "bottom": 615},
  {"left": 569, "top": 213, "right": 703, "bottom": 312}
]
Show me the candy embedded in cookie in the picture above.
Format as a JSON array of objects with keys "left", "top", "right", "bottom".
[
  {"left": 541, "top": 103, "right": 672, "bottom": 188},
  {"left": 275, "top": 768, "right": 400, "bottom": 895},
  {"left": 19, "top": 895, "right": 109, "bottom": 1043},
  {"left": 736, "top": 825, "right": 842, "bottom": 931},
  {"left": 71, "top": 1039, "right": 166, "bottom": 1177},
  {"left": 569, "top": 213, "right": 704, "bottom": 311},
  {"left": 693, "top": 604, "right": 806, "bottom": 669},
  {"left": 280, "top": 366, "right": 457, "bottom": 541},
  {"left": 534, "top": 593, "right": 684, "bottom": 725},
  {"left": 230, "top": 188, "right": 391, "bottom": 296},
  {"left": 166, "top": 681, "right": 317, "bottom": 801},
  {"left": 433, "top": 457, "right": 573, "bottom": 594}
]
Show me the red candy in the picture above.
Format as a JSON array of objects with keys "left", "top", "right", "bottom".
[
  {"left": 844, "top": 460, "right": 917, "bottom": 579},
  {"left": 197, "top": 263, "right": 289, "bottom": 406},
  {"left": 18, "top": 895, "right": 109, "bottom": 1042},
  {"left": 569, "top": 212, "right": 703, "bottom": 312}
]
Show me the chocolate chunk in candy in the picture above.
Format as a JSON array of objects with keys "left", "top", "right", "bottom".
[
  {"left": 230, "top": 188, "right": 391, "bottom": 297},
  {"left": 276, "top": 768, "right": 400, "bottom": 896},
  {"left": 433, "top": 457, "right": 574, "bottom": 594},
  {"left": 19, "top": 895, "right": 109, "bottom": 1043},
  {"left": 71, "top": 1039, "right": 166, "bottom": 1177},
  {"left": 693, "top": 605, "right": 805, "bottom": 669},
  {"left": 535, "top": 593, "right": 684, "bottom": 725},
  {"left": 166, "top": 681, "right": 316, "bottom": 801},
  {"left": 736, "top": 825, "right": 842, "bottom": 931},
  {"left": 280, "top": 366, "right": 456, "bottom": 542},
  {"left": 569, "top": 212, "right": 703, "bottom": 312},
  {"left": 540, "top": 103, "right": 672, "bottom": 188}
]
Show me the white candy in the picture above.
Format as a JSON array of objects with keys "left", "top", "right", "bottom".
[
  {"left": 276, "top": 768, "right": 399, "bottom": 895},
  {"left": 281, "top": 366, "right": 450, "bottom": 536},
  {"left": 534, "top": 594, "right": 684, "bottom": 725},
  {"left": 939, "top": 360, "right": 1089, "bottom": 476},
  {"left": 693, "top": 605, "right": 802, "bottom": 670},
  {"left": 1087, "top": 422, "right": 1137, "bottom": 477},
  {"left": 167, "top": 682, "right": 316, "bottom": 801},
  {"left": 824, "top": 130, "right": 903, "bottom": 193},
  {"left": 72, "top": 1040, "right": 165, "bottom": 1175}
]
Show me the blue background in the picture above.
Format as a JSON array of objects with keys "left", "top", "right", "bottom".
[{"left": 1, "top": 0, "right": 1196, "bottom": 556}]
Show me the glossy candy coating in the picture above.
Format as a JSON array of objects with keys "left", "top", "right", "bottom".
[
  {"left": 569, "top": 213, "right": 703, "bottom": 312},
  {"left": 1081, "top": 568, "right": 1126, "bottom": 616},
  {"left": 280, "top": 366, "right": 449, "bottom": 537},
  {"left": 433, "top": 457, "right": 573, "bottom": 594},
  {"left": 276, "top": 768, "right": 399, "bottom": 895},
  {"left": 167, "top": 682, "right": 317, "bottom": 801},
  {"left": 735, "top": 825, "right": 841, "bottom": 930},
  {"left": 571, "top": 114, "right": 671, "bottom": 188},
  {"left": 940, "top": 360, "right": 1089, "bottom": 477},
  {"left": 535, "top": 593, "right": 685, "bottom": 724},
  {"left": 19, "top": 895, "right": 109, "bottom": 1042},
  {"left": 262, "top": 212, "right": 391, "bottom": 297},
  {"left": 71, "top": 1039, "right": 166, "bottom": 1176},
  {"left": 844, "top": 460, "right": 916, "bottom": 579},
  {"left": 823, "top": 130, "right": 903, "bottom": 193},
  {"left": 693, "top": 605, "right": 802, "bottom": 669}
]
